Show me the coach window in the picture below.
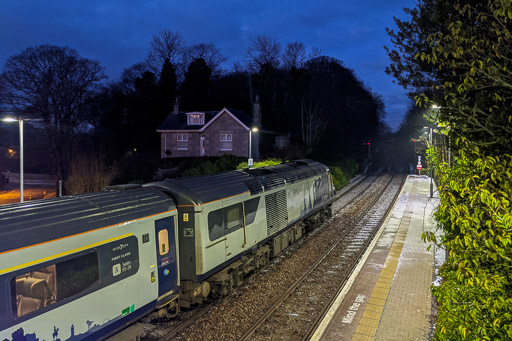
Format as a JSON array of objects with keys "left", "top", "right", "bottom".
[
  {"left": 12, "top": 252, "right": 99, "bottom": 317},
  {"left": 158, "top": 229, "right": 170, "bottom": 256}
]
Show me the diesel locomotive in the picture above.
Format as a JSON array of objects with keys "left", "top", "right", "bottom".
[{"left": 0, "top": 159, "right": 335, "bottom": 340}]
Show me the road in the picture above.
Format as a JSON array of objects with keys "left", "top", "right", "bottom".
[{"left": 0, "top": 185, "right": 56, "bottom": 205}]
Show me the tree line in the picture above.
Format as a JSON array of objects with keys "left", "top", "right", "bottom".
[{"left": 0, "top": 31, "right": 387, "bottom": 181}]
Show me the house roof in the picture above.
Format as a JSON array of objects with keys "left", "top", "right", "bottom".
[{"left": 157, "top": 107, "right": 253, "bottom": 132}]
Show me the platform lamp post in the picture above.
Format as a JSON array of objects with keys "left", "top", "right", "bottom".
[
  {"left": 429, "top": 104, "right": 442, "bottom": 198},
  {"left": 1, "top": 116, "right": 42, "bottom": 202},
  {"left": 428, "top": 127, "right": 433, "bottom": 198},
  {"left": 248, "top": 127, "right": 259, "bottom": 168},
  {"left": 423, "top": 126, "right": 434, "bottom": 198}
]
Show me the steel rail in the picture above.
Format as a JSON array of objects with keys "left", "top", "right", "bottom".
[{"left": 239, "top": 173, "right": 403, "bottom": 341}]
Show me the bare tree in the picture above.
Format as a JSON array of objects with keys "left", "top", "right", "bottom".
[
  {"left": 0, "top": 44, "right": 105, "bottom": 178},
  {"left": 298, "top": 97, "right": 328, "bottom": 151},
  {"left": 307, "top": 47, "right": 322, "bottom": 60},
  {"left": 245, "top": 35, "right": 282, "bottom": 72},
  {"left": 146, "top": 30, "right": 186, "bottom": 74},
  {"left": 184, "top": 42, "right": 227, "bottom": 76},
  {"left": 118, "top": 61, "right": 152, "bottom": 93},
  {"left": 282, "top": 41, "right": 307, "bottom": 69}
]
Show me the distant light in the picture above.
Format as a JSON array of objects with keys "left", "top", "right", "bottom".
[
  {"left": 251, "top": 127, "right": 259, "bottom": 132},
  {"left": 432, "top": 104, "right": 441, "bottom": 109},
  {"left": 2, "top": 117, "right": 17, "bottom": 122}
]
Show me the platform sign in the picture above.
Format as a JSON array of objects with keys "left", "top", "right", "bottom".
[{"left": 417, "top": 156, "right": 423, "bottom": 171}]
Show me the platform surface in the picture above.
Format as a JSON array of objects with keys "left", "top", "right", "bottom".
[{"left": 312, "top": 175, "right": 441, "bottom": 341}]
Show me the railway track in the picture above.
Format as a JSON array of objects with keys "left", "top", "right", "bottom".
[
  {"left": 141, "top": 171, "right": 403, "bottom": 341},
  {"left": 240, "top": 173, "right": 405, "bottom": 340}
]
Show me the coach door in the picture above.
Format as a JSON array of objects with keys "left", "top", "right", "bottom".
[{"left": 155, "top": 217, "right": 178, "bottom": 297}]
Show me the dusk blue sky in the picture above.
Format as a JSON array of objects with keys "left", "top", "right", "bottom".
[{"left": 0, "top": 0, "right": 414, "bottom": 131}]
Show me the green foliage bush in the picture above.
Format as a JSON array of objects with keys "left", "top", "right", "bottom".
[
  {"left": 183, "top": 154, "right": 243, "bottom": 177},
  {"left": 236, "top": 158, "right": 284, "bottom": 170},
  {"left": 326, "top": 158, "right": 359, "bottom": 190},
  {"left": 329, "top": 167, "right": 347, "bottom": 190},
  {"left": 424, "top": 141, "right": 512, "bottom": 340}
]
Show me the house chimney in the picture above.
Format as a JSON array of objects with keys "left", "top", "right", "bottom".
[
  {"left": 253, "top": 95, "right": 261, "bottom": 127},
  {"left": 252, "top": 95, "right": 261, "bottom": 159},
  {"left": 173, "top": 97, "right": 180, "bottom": 115}
]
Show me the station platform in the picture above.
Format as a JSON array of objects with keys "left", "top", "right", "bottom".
[{"left": 312, "top": 175, "right": 442, "bottom": 341}]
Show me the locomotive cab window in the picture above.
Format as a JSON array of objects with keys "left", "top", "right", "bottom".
[
  {"left": 11, "top": 252, "right": 99, "bottom": 318},
  {"left": 158, "top": 229, "right": 170, "bottom": 256}
]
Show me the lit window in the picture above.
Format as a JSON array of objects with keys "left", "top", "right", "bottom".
[
  {"left": 187, "top": 114, "right": 204, "bottom": 125},
  {"left": 158, "top": 229, "right": 169, "bottom": 256},
  {"left": 12, "top": 253, "right": 99, "bottom": 317},
  {"left": 220, "top": 134, "right": 232, "bottom": 151},
  {"left": 177, "top": 134, "right": 188, "bottom": 150}
]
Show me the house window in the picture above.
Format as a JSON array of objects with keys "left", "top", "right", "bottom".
[
  {"left": 177, "top": 134, "right": 188, "bottom": 150},
  {"left": 187, "top": 114, "right": 204, "bottom": 125},
  {"left": 220, "top": 134, "right": 232, "bottom": 151}
]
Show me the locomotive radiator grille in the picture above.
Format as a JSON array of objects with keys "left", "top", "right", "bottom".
[{"left": 265, "top": 190, "right": 288, "bottom": 236}]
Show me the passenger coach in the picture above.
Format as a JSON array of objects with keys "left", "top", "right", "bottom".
[{"left": 0, "top": 186, "right": 179, "bottom": 341}]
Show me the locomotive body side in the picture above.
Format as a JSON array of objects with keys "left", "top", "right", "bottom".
[
  {"left": 0, "top": 187, "right": 180, "bottom": 341},
  {"left": 147, "top": 160, "right": 335, "bottom": 305}
]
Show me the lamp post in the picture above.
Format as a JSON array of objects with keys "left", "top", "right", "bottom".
[
  {"left": 1, "top": 116, "right": 42, "bottom": 202},
  {"left": 423, "top": 126, "right": 434, "bottom": 198},
  {"left": 428, "top": 127, "right": 433, "bottom": 198},
  {"left": 248, "top": 127, "right": 258, "bottom": 168},
  {"left": 2, "top": 117, "right": 24, "bottom": 202}
]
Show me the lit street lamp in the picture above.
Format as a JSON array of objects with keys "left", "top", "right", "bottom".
[
  {"left": 1, "top": 116, "right": 42, "bottom": 202},
  {"left": 248, "top": 127, "right": 259, "bottom": 168}
]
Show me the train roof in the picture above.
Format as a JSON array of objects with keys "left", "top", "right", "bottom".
[
  {"left": 0, "top": 186, "right": 176, "bottom": 254},
  {"left": 145, "top": 159, "right": 329, "bottom": 206}
]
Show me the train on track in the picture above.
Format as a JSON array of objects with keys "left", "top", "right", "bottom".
[{"left": 0, "top": 159, "right": 335, "bottom": 341}]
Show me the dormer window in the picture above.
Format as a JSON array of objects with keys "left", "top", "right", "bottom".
[{"left": 187, "top": 112, "right": 205, "bottom": 125}]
